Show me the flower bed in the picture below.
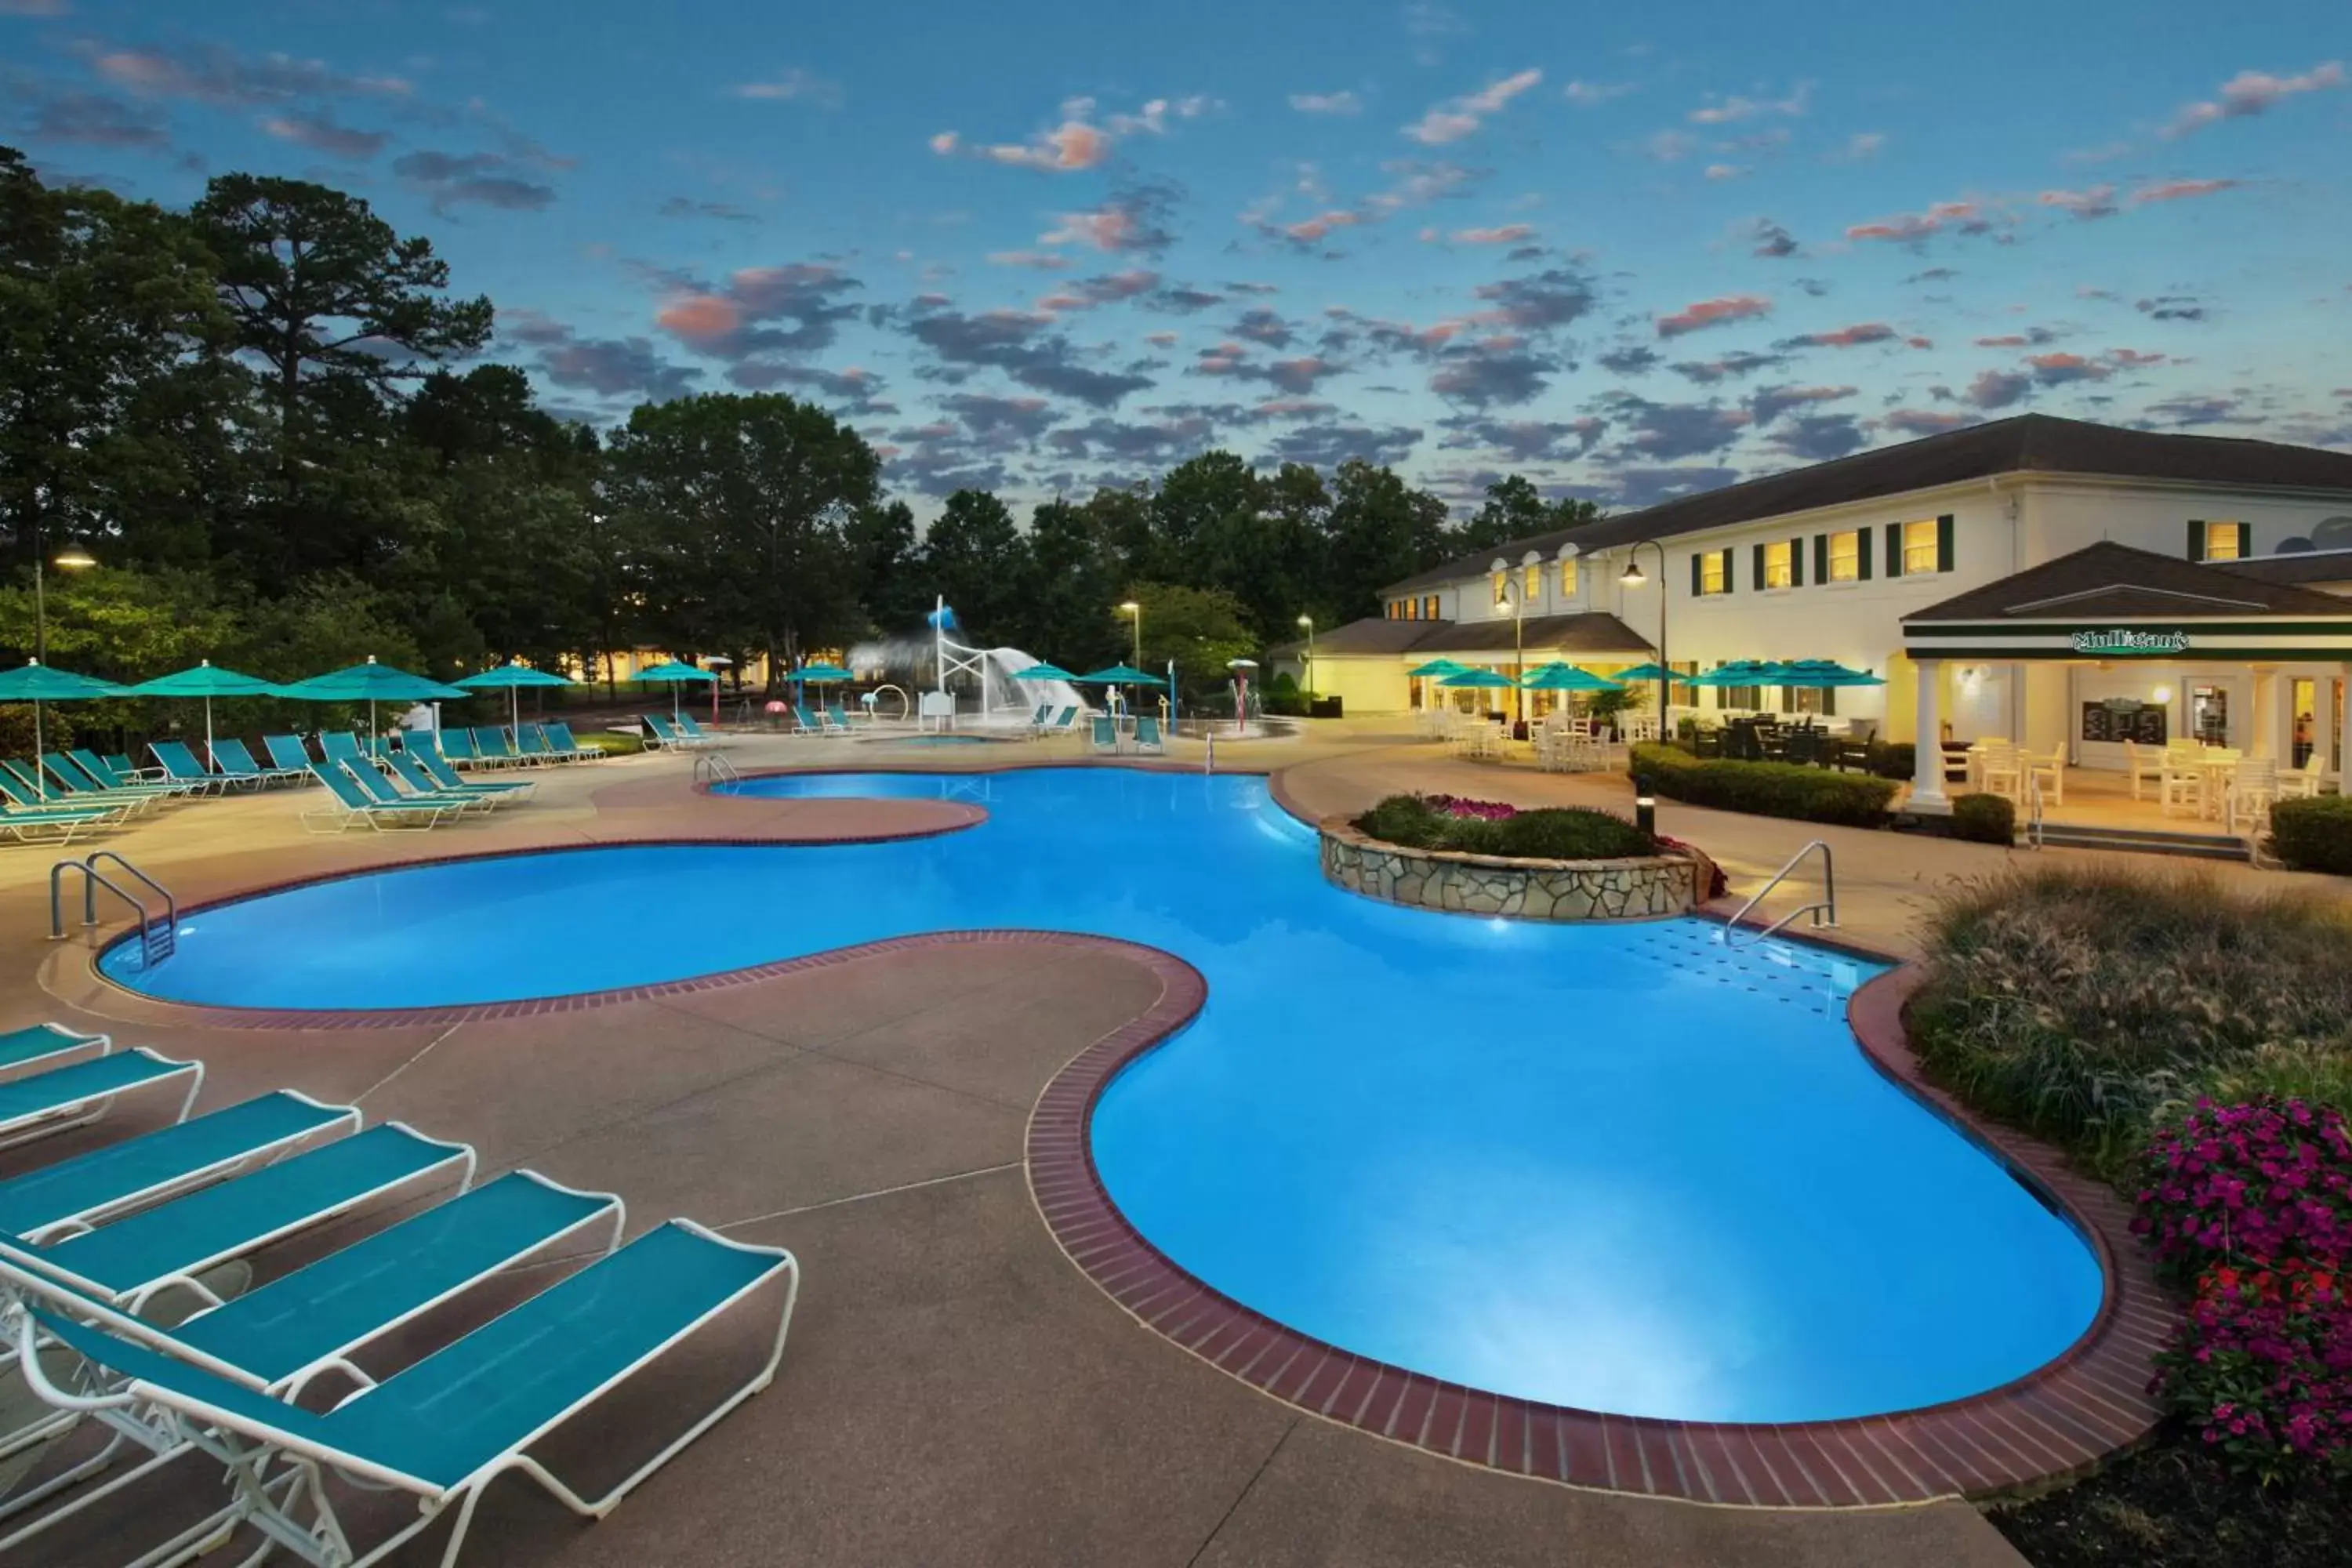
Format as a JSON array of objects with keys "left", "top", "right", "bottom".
[{"left": 1323, "top": 794, "right": 1713, "bottom": 921}]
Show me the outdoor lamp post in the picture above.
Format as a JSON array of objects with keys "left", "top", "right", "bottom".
[
  {"left": 1296, "top": 614, "right": 1315, "bottom": 699},
  {"left": 1618, "top": 538, "right": 1668, "bottom": 735},
  {"left": 1119, "top": 600, "right": 1142, "bottom": 668},
  {"left": 34, "top": 532, "right": 97, "bottom": 664},
  {"left": 1490, "top": 557, "right": 1526, "bottom": 725}
]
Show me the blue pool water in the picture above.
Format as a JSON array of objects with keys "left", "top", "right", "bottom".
[{"left": 105, "top": 768, "right": 2102, "bottom": 1421}]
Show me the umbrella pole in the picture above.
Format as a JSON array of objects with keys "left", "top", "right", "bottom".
[
  {"left": 511, "top": 688, "right": 520, "bottom": 735},
  {"left": 205, "top": 696, "right": 214, "bottom": 766},
  {"left": 32, "top": 702, "right": 42, "bottom": 802}
]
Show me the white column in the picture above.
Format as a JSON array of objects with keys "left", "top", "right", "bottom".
[
  {"left": 1911, "top": 658, "right": 1951, "bottom": 813},
  {"left": 2252, "top": 670, "right": 2278, "bottom": 761}
]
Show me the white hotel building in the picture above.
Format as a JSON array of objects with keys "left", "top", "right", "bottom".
[{"left": 1269, "top": 415, "right": 2352, "bottom": 809}]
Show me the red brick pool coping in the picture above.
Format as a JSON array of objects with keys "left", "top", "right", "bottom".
[{"left": 1027, "top": 941, "right": 2167, "bottom": 1508}]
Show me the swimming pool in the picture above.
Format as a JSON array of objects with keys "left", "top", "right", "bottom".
[{"left": 104, "top": 768, "right": 2102, "bottom": 1422}]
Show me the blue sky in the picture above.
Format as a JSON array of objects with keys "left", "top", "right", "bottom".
[{"left": 9, "top": 0, "right": 2350, "bottom": 513}]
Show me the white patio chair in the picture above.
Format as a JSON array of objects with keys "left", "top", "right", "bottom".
[
  {"left": 2276, "top": 753, "right": 2328, "bottom": 800},
  {"left": 2122, "top": 740, "right": 2165, "bottom": 802},
  {"left": 2158, "top": 744, "right": 2204, "bottom": 818},
  {"left": 1975, "top": 742, "right": 2022, "bottom": 801},
  {"left": 2225, "top": 757, "right": 2278, "bottom": 836},
  {"left": 2024, "top": 746, "right": 2065, "bottom": 807}
]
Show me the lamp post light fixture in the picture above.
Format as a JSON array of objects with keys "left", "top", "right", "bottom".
[
  {"left": 1295, "top": 613, "right": 1315, "bottom": 699},
  {"left": 35, "top": 535, "right": 97, "bottom": 666},
  {"left": 1490, "top": 557, "right": 1526, "bottom": 725},
  {"left": 1617, "top": 538, "right": 1668, "bottom": 737},
  {"left": 1118, "top": 600, "right": 1142, "bottom": 670}
]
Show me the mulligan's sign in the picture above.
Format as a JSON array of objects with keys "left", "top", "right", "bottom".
[{"left": 2071, "top": 628, "right": 2190, "bottom": 655}]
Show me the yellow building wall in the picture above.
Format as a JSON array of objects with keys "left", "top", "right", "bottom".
[{"left": 1311, "top": 656, "right": 1413, "bottom": 714}]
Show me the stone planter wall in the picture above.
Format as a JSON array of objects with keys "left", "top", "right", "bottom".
[{"left": 1319, "top": 820, "right": 1706, "bottom": 921}]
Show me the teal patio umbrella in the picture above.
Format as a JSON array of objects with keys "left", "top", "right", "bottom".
[
  {"left": 1438, "top": 668, "right": 1516, "bottom": 688},
  {"left": 126, "top": 660, "right": 289, "bottom": 760},
  {"left": 1010, "top": 662, "right": 1078, "bottom": 682},
  {"left": 277, "top": 656, "right": 468, "bottom": 742},
  {"left": 1611, "top": 662, "right": 1674, "bottom": 683},
  {"left": 1519, "top": 662, "right": 1623, "bottom": 691},
  {"left": 1078, "top": 662, "right": 1164, "bottom": 718},
  {"left": 1407, "top": 658, "right": 1466, "bottom": 678},
  {"left": 0, "top": 660, "right": 130, "bottom": 800},
  {"left": 633, "top": 659, "right": 717, "bottom": 720},
  {"left": 1773, "top": 659, "right": 1886, "bottom": 688},
  {"left": 1684, "top": 659, "right": 1786, "bottom": 688},
  {"left": 793, "top": 663, "right": 852, "bottom": 720},
  {"left": 456, "top": 662, "right": 575, "bottom": 734}
]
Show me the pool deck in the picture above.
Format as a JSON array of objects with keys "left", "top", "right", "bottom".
[{"left": 0, "top": 721, "right": 2277, "bottom": 1566}]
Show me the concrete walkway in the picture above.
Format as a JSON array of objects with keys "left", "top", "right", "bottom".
[{"left": 0, "top": 733, "right": 2046, "bottom": 1565}]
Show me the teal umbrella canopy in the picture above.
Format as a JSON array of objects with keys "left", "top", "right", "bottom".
[
  {"left": 454, "top": 662, "right": 572, "bottom": 691},
  {"left": 633, "top": 660, "right": 717, "bottom": 684},
  {"left": 1078, "top": 664, "right": 1165, "bottom": 686},
  {"left": 1519, "top": 662, "right": 1623, "bottom": 691},
  {"left": 1684, "top": 659, "right": 1785, "bottom": 688},
  {"left": 0, "top": 660, "right": 129, "bottom": 702},
  {"left": 1775, "top": 659, "right": 1886, "bottom": 688},
  {"left": 1009, "top": 662, "right": 1078, "bottom": 682},
  {"left": 1611, "top": 662, "right": 1675, "bottom": 684},
  {"left": 794, "top": 663, "right": 853, "bottom": 683},
  {"left": 1407, "top": 658, "right": 1467, "bottom": 678},
  {"left": 126, "top": 660, "right": 287, "bottom": 699},
  {"left": 1438, "top": 668, "right": 1517, "bottom": 689},
  {"left": 279, "top": 658, "right": 467, "bottom": 703}
]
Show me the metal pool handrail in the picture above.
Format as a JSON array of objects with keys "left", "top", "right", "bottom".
[
  {"left": 694, "top": 752, "right": 743, "bottom": 786},
  {"left": 1719, "top": 839, "right": 1835, "bottom": 946},
  {"left": 51, "top": 851, "right": 177, "bottom": 966}
]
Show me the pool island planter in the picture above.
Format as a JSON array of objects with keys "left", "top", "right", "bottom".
[{"left": 1318, "top": 818, "right": 1712, "bottom": 921}]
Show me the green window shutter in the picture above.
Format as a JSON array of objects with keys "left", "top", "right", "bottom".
[
  {"left": 1813, "top": 533, "right": 1828, "bottom": 583},
  {"left": 1857, "top": 528, "right": 1874, "bottom": 580},
  {"left": 1751, "top": 542, "right": 1765, "bottom": 589},
  {"left": 1790, "top": 536, "right": 1805, "bottom": 587},
  {"left": 1884, "top": 521, "right": 1904, "bottom": 579},
  {"left": 2187, "top": 520, "right": 2205, "bottom": 561},
  {"left": 1725, "top": 548, "right": 1736, "bottom": 593},
  {"left": 1690, "top": 552, "right": 1702, "bottom": 597},
  {"left": 2238, "top": 522, "right": 2252, "bottom": 557},
  {"left": 1936, "top": 514, "right": 1955, "bottom": 573}
]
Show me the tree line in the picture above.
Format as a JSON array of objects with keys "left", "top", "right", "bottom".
[{"left": 1, "top": 147, "right": 1602, "bottom": 700}]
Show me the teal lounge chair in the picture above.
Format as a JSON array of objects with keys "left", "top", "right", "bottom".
[
  {"left": 1088, "top": 716, "right": 1120, "bottom": 754},
  {"left": 643, "top": 713, "right": 706, "bottom": 750},
  {"left": 73, "top": 750, "right": 194, "bottom": 800},
  {"left": 1028, "top": 702, "right": 1051, "bottom": 729},
  {"left": 386, "top": 748, "right": 525, "bottom": 808},
  {"left": 0, "top": 1089, "right": 358, "bottom": 1245},
  {"left": 543, "top": 720, "right": 605, "bottom": 761},
  {"left": 1035, "top": 706, "right": 1079, "bottom": 741},
  {"left": 336, "top": 757, "right": 485, "bottom": 816},
  {"left": 44, "top": 753, "right": 169, "bottom": 811},
  {"left": 677, "top": 711, "right": 717, "bottom": 742},
  {"left": 143, "top": 747, "right": 235, "bottom": 799},
  {"left": 0, "top": 1047, "right": 198, "bottom": 1156},
  {"left": 406, "top": 745, "right": 533, "bottom": 801},
  {"left": 263, "top": 735, "right": 315, "bottom": 777},
  {"left": 823, "top": 703, "right": 851, "bottom": 732},
  {"left": 0, "top": 763, "right": 136, "bottom": 828},
  {"left": 0, "top": 1023, "right": 110, "bottom": 1082},
  {"left": 1133, "top": 715, "right": 1166, "bottom": 754},
  {"left": 0, "top": 1170, "right": 623, "bottom": 1543},
  {"left": 316, "top": 731, "right": 372, "bottom": 772},
  {"left": 435, "top": 728, "right": 481, "bottom": 768},
  {"left": 209, "top": 738, "right": 306, "bottom": 788},
  {"left": 302, "top": 763, "right": 464, "bottom": 833},
  {"left": 16, "top": 1220, "right": 798, "bottom": 1568},
  {"left": 790, "top": 704, "right": 822, "bottom": 735},
  {"left": 471, "top": 725, "right": 529, "bottom": 768},
  {"left": 0, "top": 797, "right": 118, "bottom": 845}
]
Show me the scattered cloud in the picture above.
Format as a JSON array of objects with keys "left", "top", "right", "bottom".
[
  {"left": 1035, "top": 269, "right": 1161, "bottom": 314},
  {"left": 2131, "top": 176, "right": 2241, "bottom": 205},
  {"left": 1749, "top": 218, "right": 1801, "bottom": 257},
  {"left": 1834, "top": 131, "right": 1886, "bottom": 161},
  {"left": 1769, "top": 412, "right": 1869, "bottom": 460},
  {"left": 392, "top": 149, "right": 557, "bottom": 212},
  {"left": 2164, "top": 61, "right": 2343, "bottom": 137},
  {"left": 1450, "top": 222, "right": 1535, "bottom": 245},
  {"left": 1599, "top": 392, "right": 1750, "bottom": 458},
  {"left": 499, "top": 307, "right": 698, "bottom": 401},
  {"left": 1041, "top": 181, "right": 1181, "bottom": 256},
  {"left": 1265, "top": 420, "right": 1422, "bottom": 469},
  {"left": 1775, "top": 321, "right": 1901, "bottom": 350},
  {"left": 655, "top": 262, "right": 865, "bottom": 361},
  {"left": 1599, "top": 345, "right": 1662, "bottom": 375},
  {"left": 1656, "top": 293, "right": 1772, "bottom": 338},
  {"left": 1965, "top": 368, "right": 2033, "bottom": 408},
  {"left": 22, "top": 89, "right": 167, "bottom": 148},
  {"left": 1403, "top": 67, "right": 1542, "bottom": 145},
  {"left": 1564, "top": 80, "right": 1635, "bottom": 107},
  {"left": 1668, "top": 350, "right": 1789, "bottom": 383},
  {"left": 1442, "top": 415, "right": 1607, "bottom": 462},
  {"left": 92, "top": 42, "right": 412, "bottom": 106},
  {"left": 1704, "top": 163, "right": 1745, "bottom": 181},
  {"left": 2038, "top": 184, "right": 2118, "bottom": 220},
  {"left": 1883, "top": 409, "right": 1979, "bottom": 437},
  {"left": 658, "top": 197, "right": 759, "bottom": 223},
  {"left": 727, "top": 362, "right": 892, "bottom": 412},
  {"left": 2147, "top": 394, "right": 2245, "bottom": 426},
  {"left": 2136, "top": 293, "right": 2209, "bottom": 322},
  {"left": 726, "top": 68, "right": 843, "bottom": 107},
  {"left": 1846, "top": 198, "right": 1994, "bottom": 245},
  {"left": 1606, "top": 464, "right": 1741, "bottom": 506},
  {"left": 933, "top": 94, "right": 1207, "bottom": 172},
  {"left": 1290, "top": 90, "right": 1362, "bottom": 115},
  {"left": 904, "top": 303, "right": 1156, "bottom": 408},
  {"left": 986, "top": 250, "right": 1069, "bottom": 270},
  {"left": 1688, "top": 83, "right": 1811, "bottom": 124},
  {"left": 1748, "top": 383, "right": 1857, "bottom": 424},
  {"left": 260, "top": 111, "right": 388, "bottom": 160},
  {"left": 2024, "top": 350, "right": 2111, "bottom": 387}
]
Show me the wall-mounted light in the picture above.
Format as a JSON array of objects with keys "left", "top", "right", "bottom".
[{"left": 2152, "top": 684, "right": 2173, "bottom": 704}]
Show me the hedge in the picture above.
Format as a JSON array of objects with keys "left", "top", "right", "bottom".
[
  {"left": 1354, "top": 794, "right": 1657, "bottom": 859},
  {"left": 1949, "top": 792, "right": 2016, "bottom": 845},
  {"left": 1630, "top": 743, "right": 1897, "bottom": 828},
  {"left": 2270, "top": 795, "right": 2352, "bottom": 876}
]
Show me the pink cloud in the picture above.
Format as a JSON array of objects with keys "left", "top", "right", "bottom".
[
  {"left": 1655, "top": 294, "right": 1772, "bottom": 337},
  {"left": 931, "top": 94, "right": 1204, "bottom": 173},
  {"left": 1846, "top": 199, "right": 1990, "bottom": 244},
  {"left": 655, "top": 294, "right": 741, "bottom": 341},
  {"left": 1703, "top": 163, "right": 1745, "bottom": 181},
  {"left": 1145, "top": 331, "right": 1178, "bottom": 347},
  {"left": 2038, "top": 184, "right": 2118, "bottom": 220},
  {"left": 1905, "top": 336, "right": 1933, "bottom": 350},
  {"left": 2165, "top": 62, "right": 2343, "bottom": 136},
  {"left": 2107, "top": 348, "right": 2165, "bottom": 368},
  {"left": 1450, "top": 223, "right": 1535, "bottom": 244},
  {"left": 1403, "top": 67, "right": 1542, "bottom": 144},
  {"left": 2130, "top": 177, "right": 2241, "bottom": 205},
  {"left": 1787, "top": 321, "right": 1898, "bottom": 348},
  {"left": 1283, "top": 209, "right": 1366, "bottom": 243}
]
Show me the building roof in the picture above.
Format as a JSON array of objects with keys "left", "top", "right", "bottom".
[
  {"left": 1381, "top": 414, "right": 2352, "bottom": 596},
  {"left": 2212, "top": 549, "right": 2352, "bottom": 590},
  {"left": 1903, "top": 541, "right": 2352, "bottom": 624},
  {"left": 1269, "top": 611, "right": 1652, "bottom": 660}
]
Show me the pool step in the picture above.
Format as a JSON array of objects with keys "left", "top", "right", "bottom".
[{"left": 2027, "top": 821, "right": 2252, "bottom": 862}]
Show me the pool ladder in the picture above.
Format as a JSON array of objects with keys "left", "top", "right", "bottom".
[
  {"left": 1719, "top": 840, "right": 1835, "bottom": 946},
  {"left": 51, "top": 852, "right": 177, "bottom": 967},
  {"left": 694, "top": 752, "right": 743, "bottom": 786}
]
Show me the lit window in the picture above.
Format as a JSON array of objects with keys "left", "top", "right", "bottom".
[
  {"left": 1699, "top": 550, "right": 1728, "bottom": 595},
  {"left": 1828, "top": 530, "right": 1860, "bottom": 583},
  {"left": 1762, "top": 540, "right": 1793, "bottom": 589},
  {"left": 1523, "top": 564, "right": 1541, "bottom": 601},
  {"left": 1559, "top": 558, "right": 1578, "bottom": 596},
  {"left": 2201, "top": 521, "right": 2244, "bottom": 561},
  {"left": 1423, "top": 594, "right": 1439, "bottom": 619},
  {"left": 1901, "top": 519, "right": 1940, "bottom": 575},
  {"left": 1385, "top": 600, "right": 1400, "bottom": 619},
  {"left": 1491, "top": 570, "right": 1508, "bottom": 606}
]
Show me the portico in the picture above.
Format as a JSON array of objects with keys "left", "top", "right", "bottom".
[{"left": 1900, "top": 542, "right": 2352, "bottom": 812}]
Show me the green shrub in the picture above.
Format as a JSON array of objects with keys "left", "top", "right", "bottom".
[
  {"left": 1908, "top": 863, "right": 2352, "bottom": 1178},
  {"left": 1949, "top": 792, "right": 2016, "bottom": 845},
  {"left": 2270, "top": 796, "right": 2352, "bottom": 876},
  {"left": 1864, "top": 739, "right": 1915, "bottom": 781},
  {"left": 1628, "top": 743, "right": 1896, "bottom": 828},
  {"left": 1352, "top": 794, "right": 1657, "bottom": 860}
]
